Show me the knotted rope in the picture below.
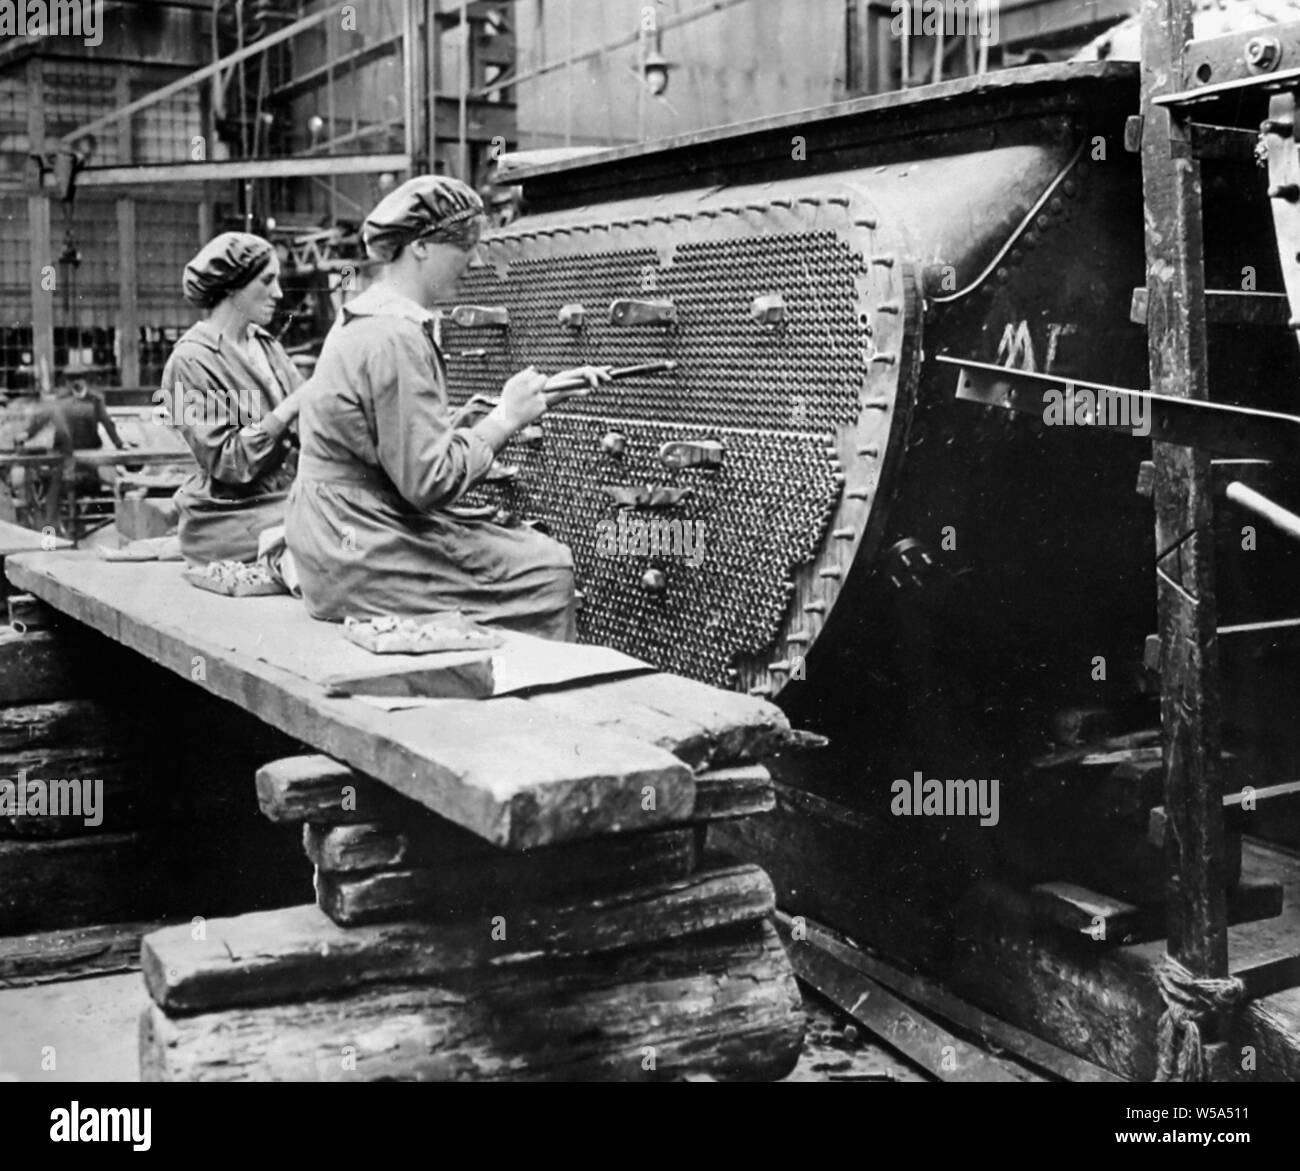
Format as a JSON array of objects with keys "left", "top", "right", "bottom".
[{"left": 1155, "top": 955, "right": 1244, "bottom": 1082}]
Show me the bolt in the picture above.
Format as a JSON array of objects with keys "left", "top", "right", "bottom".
[
  {"left": 641, "top": 568, "right": 667, "bottom": 594},
  {"left": 1246, "top": 36, "right": 1282, "bottom": 73},
  {"left": 1269, "top": 183, "right": 1300, "bottom": 201}
]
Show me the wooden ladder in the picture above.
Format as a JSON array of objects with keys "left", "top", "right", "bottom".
[{"left": 1138, "top": 1, "right": 1300, "bottom": 1076}]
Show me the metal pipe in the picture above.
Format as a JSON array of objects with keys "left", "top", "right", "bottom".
[
  {"left": 459, "top": 0, "right": 469, "bottom": 181},
  {"left": 1225, "top": 481, "right": 1300, "bottom": 542}
]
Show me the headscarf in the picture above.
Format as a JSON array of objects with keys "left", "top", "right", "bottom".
[
  {"left": 362, "top": 175, "right": 485, "bottom": 262},
  {"left": 182, "top": 232, "right": 275, "bottom": 308}
]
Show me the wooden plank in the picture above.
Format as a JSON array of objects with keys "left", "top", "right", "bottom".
[
  {"left": 0, "top": 628, "right": 105, "bottom": 704},
  {"left": 7, "top": 553, "right": 695, "bottom": 849},
  {"left": 256, "top": 755, "right": 416, "bottom": 825},
  {"left": 266, "top": 756, "right": 773, "bottom": 842},
  {"left": 0, "top": 919, "right": 162, "bottom": 988},
  {"left": 140, "top": 919, "right": 805, "bottom": 1082},
  {"left": 1140, "top": 0, "right": 1229, "bottom": 977},
  {"left": 1031, "top": 882, "right": 1142, "bottom": 942},
  {"left": 1149, "top": 783, "right": 1300, "bottom": 848},
  {"left": 781, "top": 911, "right": 1126, "bottom": 1082},
  {"left": 693, "top": 765, "right": 775, "bottom": 821},
  {"left": 0, "top": 699, "right": 116, "bottom": 752},
  {"left": 0, "top": 745, "right": 144, "bottom": 837},
  {"left": 529, "top": 671, "right": 792, "bottom": 769},
  {"left": 313, "top": 827, "right": 698, "bottom": 926},
  {"left": 0, "top": 520, "right": 68, "bottom": 557},
  {"left": 143, "top": 863, "right": 775, "bottom": 1013},
  {"left": 1031, "top": 878, "right": 1283, "bottom": 945},
  {"left": 776, "top": 915, "right": 1038, "bottom": 1082}
]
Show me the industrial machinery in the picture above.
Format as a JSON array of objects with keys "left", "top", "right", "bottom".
[{"left": 442, "top": 61, "right": 1300, "bottom": 769}]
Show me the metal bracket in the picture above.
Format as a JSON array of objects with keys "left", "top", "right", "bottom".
[
  {"left": 450, "top": 304, "right": 509, "bottom": 328},
  {"left": 609, "top": 298, "right": 677, "bottom": 327},
  {"left": 599, "top": 484, "right": 694, "bottom": 509},
  {"left": 940, "top": 354, "right": 1300, "bottom": 461},
  {"left": 657, "top": 440, "right": 724, "bottom": 470}
]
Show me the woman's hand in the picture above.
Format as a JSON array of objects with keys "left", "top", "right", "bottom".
[{"left": 491, "top": 366, "right": 551, "bottom": 433}]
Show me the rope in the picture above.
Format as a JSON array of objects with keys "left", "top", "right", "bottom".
[{"left": 1154, "top": 956, "right": 1245, "bottom": 1082}]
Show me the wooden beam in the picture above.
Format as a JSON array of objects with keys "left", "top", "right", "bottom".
[
  {"left": 1140, "top": 0, "right": 1228, "bottom": 979},
  {"left": 116, "top": 198, "right": 139, "bottom": 387},
  {"left": 27, "top": 58, "right": 52, "bottom": 393},
  {"left": 777, "top": 914, "right": 1039, "bottom": 1082},
  {"left": 783, "top": 910, "right": 1126, "bottom": 1082},
  {"left": 139, "top": 919, "right": 804, "bottom": 1082},
  {"left": 6, "top": 554, "right": 694, "bottom": 850},
  {"left": 58, "top": 2, "right": 342, "bottom": 145},
  {"left": 142, "top": 864, "right": 776, "bottom": 1013}
]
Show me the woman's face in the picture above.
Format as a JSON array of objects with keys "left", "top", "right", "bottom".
[{"left": 225, "top": 257, "right": 282, "bottom": 328}]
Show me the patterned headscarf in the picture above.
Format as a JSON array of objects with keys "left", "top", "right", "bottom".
[
  {"left": 362, "top": 175, "right": 485, "bottom": 262},
  {"left": 182, "top": 232, "right": 275, "bottom": 308}
]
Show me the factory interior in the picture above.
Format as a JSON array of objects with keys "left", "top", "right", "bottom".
[{"left": 3, "top": 0, "right": 1300, "bottom": 1114}]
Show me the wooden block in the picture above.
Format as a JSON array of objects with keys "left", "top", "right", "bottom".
[
  {"left": 7, "top": 554, "right": 696, "bottom": 849},
  {"left": 0, "top": 919, "right": 163, "bottom": 988},
  {"left": 140, "top": 919, "right": 805, "bottom": 1082},
  {"left": 0, "top": 628, "right": 100, "bottom": 703},
  {"left": 313, "top": 826, "right": 698, "bottom": 925},
  {"left": 528, "top": 671, "right": 792, "bottom": 769},
  {"left": 1031, "top": 882, "right": 1141, "bottom": 942},
  {"left": 0, "top": 833, "right": 168, "bottom": 933},
  {"left": 0, "top": 699, "right": 117, "bottom": 753},
  {"left": 693, "top": 764, "right": 775, "bottom": 820},
  {"left": 143, "top": 862, "right": 776, "bottom": 1013},
  {"left": 255, "top": 756, "right": 415, "bottom": 825},
  {"left": 0, "top": 746, "right": 148, "bottom": 837},
  {"left": 6, "top": 593, "right": 54, "bottom": 632}
]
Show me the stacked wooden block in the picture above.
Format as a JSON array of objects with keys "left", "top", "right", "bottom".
[{"left": 139, "top": 678, "right": 810, "bottom": 1081}]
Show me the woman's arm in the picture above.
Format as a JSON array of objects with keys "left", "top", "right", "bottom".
[
  {"left": 370, "top": 326, "right": 544, "bottom": 510},
  {"left": 165, "top": 350, "right": 294, "bottom": 487}
]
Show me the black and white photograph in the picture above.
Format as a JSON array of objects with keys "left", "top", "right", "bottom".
[{"left": 0, "top": 0, "right": 1296, "bottom": 1132}]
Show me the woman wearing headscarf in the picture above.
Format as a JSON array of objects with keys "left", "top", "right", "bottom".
[
  {"left": 164, "top": 231, "right": 304, "bottom": 569},
  {"left": 287, "top": 176, "right": 597, "bottom": 639}
]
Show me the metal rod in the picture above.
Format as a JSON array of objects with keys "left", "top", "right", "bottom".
[
  {"left": 459, "top": 0, "right": 470, "bottom": 181},
  {"left": 1225, "top": 481, "right": 1300, "bottom": 542}
]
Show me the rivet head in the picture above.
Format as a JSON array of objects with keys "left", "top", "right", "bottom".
[
  {"left": 601, "top": 431, "right": 627, "bottom": 457},
  {"left": 641, "top": 568, "right": 667, "bottom": 594}
]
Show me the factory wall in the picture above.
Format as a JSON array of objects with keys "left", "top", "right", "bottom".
[{"left": 514, "top": 0, "right": 849, "bottom": 149}]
